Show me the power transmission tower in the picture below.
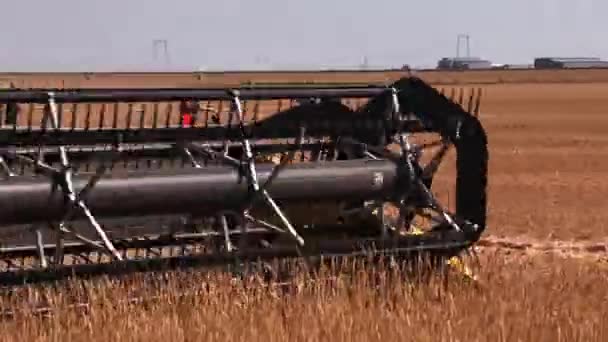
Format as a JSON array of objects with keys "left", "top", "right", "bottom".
[
  {"left": 152, "top": 39, "right": 171, "bottom": 67},
  {"left": 456, "top": 34, "right": 471, "bottom": 58},
  {"left": 361, "top": 56, "right": 369, "bottom": 70}
]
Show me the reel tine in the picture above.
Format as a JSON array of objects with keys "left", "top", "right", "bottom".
[
  {"left": 449, "top": 88, "right": 456, "bottom": 101},
  {"left": 139, "top": 103, "right": 146, "bottom": 129},
  {"left": 99, "top": 103, "right": 106, "bottom": 130},
  {"left": 56, "top": 103, "right": 63, "bottom": 130},
  {"left": 253, "top": 100, "right": 260, "bottom": 124},
  {"left": 126, "top": 103, "right": 133, "bottom": 130},
  {"left": 26, "top": 103, "right": 34, "bottom": 131},
  {"left": 473, "top": 87, "right": 482, "bottom": 117},
  {"left": 70, "top": 103, "right": 78, "bottom": 131},
  {"left": 467, "top": 88, "right": 474, "bottom": 113},
  {"left": 242, "top": 99, "right": 249, "bottom": 119},
  {"left": 112, "top": 102, "right": 119, "bottom": 129},
  {"left": 152, "top": 102, "right": 159, "bottom": 129},
  {"left": 84, "top": 103, "right": 91, "bottom": 131},
  {"left": 458, "top": 87, "right": 464, "bottom": 107},
  {"left": 165, "top": 102, "right": 172, "bottom": 127}
]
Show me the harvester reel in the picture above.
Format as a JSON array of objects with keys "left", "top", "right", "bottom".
[{"left": 0, "top": 77, "right": 487, "bottom": 286}]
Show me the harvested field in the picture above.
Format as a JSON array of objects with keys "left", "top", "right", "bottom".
[
  {"left": 4, "top": 67, "right": 608, "bottom": 88},
  {"left": 1, "top": 71, "right": 607, "bottom": 340},
  {"left": 481, "top": 83, "right": 608, "bottom": 241}
]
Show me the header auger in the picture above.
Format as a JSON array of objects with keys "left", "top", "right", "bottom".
[{"left": 0, "top": 77, "right": 487, "bottom": 286}]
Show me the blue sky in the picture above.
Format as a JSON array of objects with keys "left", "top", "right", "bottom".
[{"left": 1, "top": 0, "right": 606, "bottom": 71}]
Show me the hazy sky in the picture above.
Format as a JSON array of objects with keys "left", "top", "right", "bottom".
[{"left": 1, "top": 0, "right": 606, "bottom": 71}]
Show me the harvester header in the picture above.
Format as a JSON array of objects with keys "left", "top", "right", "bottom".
[{"left": 0, "top": 76, "right": 487, "bottom": 286}]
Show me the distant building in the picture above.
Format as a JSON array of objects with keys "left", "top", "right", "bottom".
[
  {"left": 436, "top": 57, "right": 493, "bottom": 70},
  {"left": 534, "top": 57, "right": 608, "bottom": 69},
  {"left": 503, "top": 64, "right": 535, "bottom": 70}
]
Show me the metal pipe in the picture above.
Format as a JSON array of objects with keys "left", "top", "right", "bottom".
[
  {"left": 0, "top": 87, "right": 387, "bottom": 104},
  {"left": 0, "top": 159, "right": 403, "bottom": 225}
]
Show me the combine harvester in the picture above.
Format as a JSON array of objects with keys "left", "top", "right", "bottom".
[{"left": 0, "top": 76, "right": 487, "bottom": 286}]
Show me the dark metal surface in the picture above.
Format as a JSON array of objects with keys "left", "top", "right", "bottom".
[
  {"left": 0, "top": 222, "right": 383, "bottom": 260},
  {"left": 0, "top": 231, "right": 472, "bottom": 286},
  {"left": 0, "top": 76, "right": 488, "bottom": 287},
  {"left": 0, "top": 159, "right": 401, "bottom": 225},
  {"left": 383, "top": 77, "right": 488, "bottom": 235},
  {"left": 0, "top": 87, "right": 387, "bottom": 104}
]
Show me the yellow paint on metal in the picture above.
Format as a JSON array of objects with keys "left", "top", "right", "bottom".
[{"left": 447, "top": 256, "right": 477, "bottom": 281}]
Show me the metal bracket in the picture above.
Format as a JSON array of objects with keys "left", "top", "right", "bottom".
[
  {"left": 229, "top": 90, "right": 305, "bottom": 248},
  {"left": 43, "top": 92, "right": 123, "bottom": 262}
]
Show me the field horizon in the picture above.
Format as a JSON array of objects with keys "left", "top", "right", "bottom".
[{"left": 4, "top": 68, "right": 608, "bottom": 89}]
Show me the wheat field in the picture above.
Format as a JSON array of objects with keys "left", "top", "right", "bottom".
[{"left": 2, "top": 252, "right": 607, "bottom": 342}]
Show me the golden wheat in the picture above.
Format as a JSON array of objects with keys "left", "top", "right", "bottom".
[{"left": 0, "top": 251, "right": 606, "bottom": 342}]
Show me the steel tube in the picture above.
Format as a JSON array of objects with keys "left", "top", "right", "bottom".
[
  {"left": 0, "top": 159, "right": 402, "bottom": 225},
  {"left": 0, "top": 87, "right": 386, "bottom": 104}
]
